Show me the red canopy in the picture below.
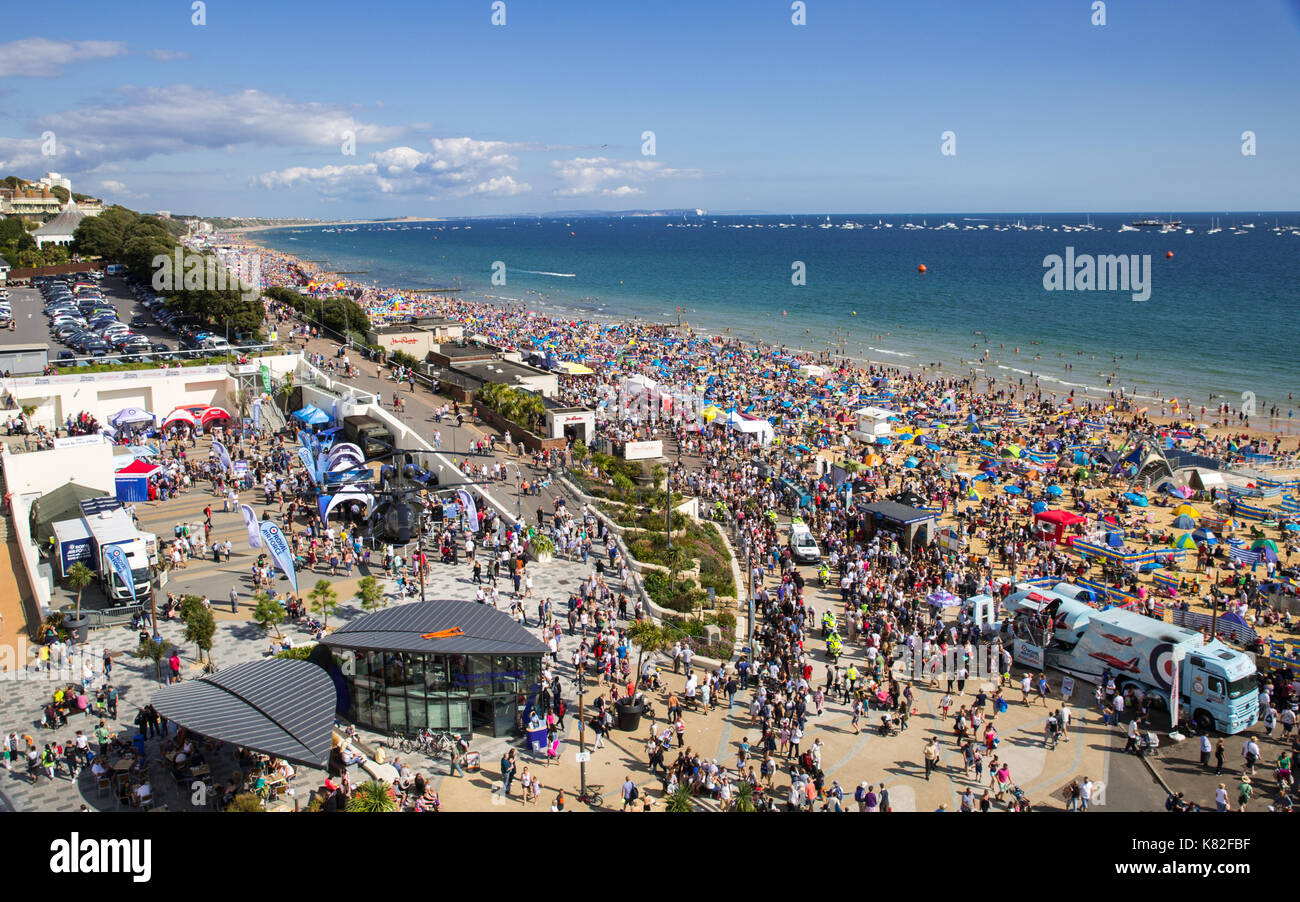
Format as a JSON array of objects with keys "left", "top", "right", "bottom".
[
  {"left": 1035, "top": 509, "right": 1086, "bottom": 526},
  {"left": 1034, "top": 508, "right": 1087, "bottom": 545},
  {"left": 200, "top": 407, "right": 232, "bottom": 424},
  {"left": 116, "top": 459, "right": 162, "bottom": 477}
]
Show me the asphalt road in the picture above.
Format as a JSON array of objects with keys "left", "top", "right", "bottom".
[{"left": 8, "top": 274, "right": 179, "bottom": 364}]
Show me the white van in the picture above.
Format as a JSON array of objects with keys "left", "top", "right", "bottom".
[{"left": 788, "top": 517, "right": 821, "bottom": 564}]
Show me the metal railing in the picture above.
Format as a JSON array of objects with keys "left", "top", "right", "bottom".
[{"left": 84, "top": 604, "right": 146, "bottom": 630}]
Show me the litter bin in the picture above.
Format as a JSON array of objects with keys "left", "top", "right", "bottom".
[{"left": 615, "top": 698, "right": 644, "bottom": 732}]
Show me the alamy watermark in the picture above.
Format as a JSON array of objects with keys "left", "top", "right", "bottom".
[
  {"left": 0, "top": 639, "right": 109, "bottom": 682},
  {"left": 152, "top": 248, "right": 261, "bottom": 303},
  {"left": 1042, "top": 246, "right": 1151, "bottom": 302}
]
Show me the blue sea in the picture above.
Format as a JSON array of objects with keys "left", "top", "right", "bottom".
[{"left": 255, "top": 213, "right": 1300, "bottom": 419}]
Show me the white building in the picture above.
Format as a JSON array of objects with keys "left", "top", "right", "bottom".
[
  {"left": 37, "top": 172, "right": 72, "bottom": 194},
  {"left": 33, "top": 202, "right": 87, "bottom": 248}
]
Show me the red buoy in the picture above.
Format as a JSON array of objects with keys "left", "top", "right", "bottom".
[
  {"left": 1165, "top": 251, "right": 1174, "bottom": 258},
  {"left": 917, "top": 264, "right": 927, "bottom": 273}
]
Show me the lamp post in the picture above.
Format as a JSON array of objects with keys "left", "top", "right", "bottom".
[
  {"left": 577, "top": 667, "right": 587, "bottom": 798},
  {"left": 665, "top": 465, "right": 672, "bottom": 549}
]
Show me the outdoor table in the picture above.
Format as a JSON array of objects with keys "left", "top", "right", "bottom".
[{"left": 112, "top": 759, "right": 132, "bottom": 773}]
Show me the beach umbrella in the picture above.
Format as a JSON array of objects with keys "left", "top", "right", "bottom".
[
  {"left": 980, "top": 440, "right": 996, "bottom": 449},
  {"left": 1172, "top": 504, "right": 1200, "bottom": 518},
  {"left": 1226, "top": 536, "right": 1245, "bottom": 547},
  {"left": 1045, "top": 485, "right": 1064, "bottom": 497},
  {"left": 1003, "top": 485, "right": 1022, "bottom": 495},
  {"left": 1251, "top": 538, "right": 1279, "bottom": 553},
  {"left": 925, "top": 443, "right": 942, "bottom": 452},
  {"left": 1172, "top": 514, "right": 1196, "bottom": 529},
  {"left": 1285, "top": 523, "right": 1300, "bottom": 532},
  {"left": 876, "top": 437, "right": 892, "bottom": 446},
  {"left": 904, "top": 457, "right": 919, "bottom": 468},
  {"left": 1032, "top": 501, "right": 1048, "bottom": 514},
  {"left": 862, "top": 454, "right": 883, "bottom": 467},
  {"left": 1173, "top": 533, "right": 1198, "bottom": 550}
]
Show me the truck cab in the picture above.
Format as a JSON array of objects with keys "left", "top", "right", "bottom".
[
  {"left": 101, "top": 538, "right": 151, "bottom": 603},
  {"left": 1184, "top": 643, "right": 1259, "bottom": 734},
  {"left": 343, "top": 415, "right": 395, "bottom": 460}
]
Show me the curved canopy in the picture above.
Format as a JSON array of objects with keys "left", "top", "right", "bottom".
[
  {"left": 149, "top": 659, "right": 335, "bottom": 767},
  {"left": 324, "top": 487, "right": 374, "bottom": 519},
  {"left": 324, "top": 442, "right": 366, "bottom": 469},
  {"left": 200, "top": 406, "right": 232, "bottom": 424},
  {"left": 162, "top": 408, "right": 197, "bottom": 428}
]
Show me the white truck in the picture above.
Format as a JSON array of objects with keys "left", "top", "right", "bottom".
[
  {"left": 1001, "top": 585, "right": 1258, "bottom": 734},
  {"left": 83, "top": 509, "right": 154, "bottom": 604}
]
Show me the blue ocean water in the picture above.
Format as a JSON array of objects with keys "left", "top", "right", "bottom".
[{"left": 255, "top": 213, "right": 1300, "bottom": 415}]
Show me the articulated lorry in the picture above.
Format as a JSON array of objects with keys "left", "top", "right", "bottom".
[{"left": 1002, "top": 585, "right": 1258, "bottom": 734}]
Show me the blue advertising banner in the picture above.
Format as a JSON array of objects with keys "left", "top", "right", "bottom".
[
  {"left": 102, "top": 543, "right": 137, "bottom": 603},
  {"left": 298, "top": 446, "right": 318, "bottom": 485},
  {"left": 258, "top": 521, "right": 298, "bottom": 594}
]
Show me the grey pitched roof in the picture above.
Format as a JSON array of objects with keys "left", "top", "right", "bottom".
[
  {"left": 150, "top": 659, "right": 335, "bottom": 767},
  {"left": 321, "top": 600, "right": 549, "bottom": 655},
  {"left": 858, "top": 499, "right": 935, "bottom": 525},
  {"left": 33, "top": 202, "right": 87, "bottom": 237}
]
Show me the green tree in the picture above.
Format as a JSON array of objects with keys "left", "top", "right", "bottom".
[
  {"left": 64, "top": 562, "right": 95, "bottom": 623},
  {"left": 184, "top": 604, "right": 217, "bottom": 667},
  {"left": 178, "top": 594, "right": 206, "bottom": 622},
  {"left": 252, "top": 591, "right": 285, "bottom": 639},
  {"left": 355, "top": 575, "right": 384, "bottom": 611},
  {"left": 135, "top": 636, "right": 173, "bottom": 684},
  {"left": 346, "top": 780, "right": 398, "bottom": 812},
  {"left": 309, "top": 579, "right": 339, "bottom": 630},
  {"left": 626, "top": 619, "right": 668, "bottom": 692}
]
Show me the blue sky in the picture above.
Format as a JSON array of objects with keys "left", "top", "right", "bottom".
[{"left": 1, "top": 0, "right": 1297, "bottom": 217}]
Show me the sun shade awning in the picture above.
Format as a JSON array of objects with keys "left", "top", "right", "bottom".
[{"left": 150, "top": 659, "right": 335, "bottom": 767}]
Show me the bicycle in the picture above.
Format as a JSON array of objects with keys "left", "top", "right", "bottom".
[{"left": 576, "top": 784, "right": 603, "bottom": 807}]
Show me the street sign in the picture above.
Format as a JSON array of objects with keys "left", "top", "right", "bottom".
[{"left": 575, "top": 751, "right": 591, "bottom": 764}]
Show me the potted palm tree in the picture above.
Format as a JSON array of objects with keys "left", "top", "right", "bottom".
[{"left": 63, "top": 561, "right": 95, "bottom": 643}]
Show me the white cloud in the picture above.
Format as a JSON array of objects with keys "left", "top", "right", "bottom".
[
  {"left": 147, "top": 49, "right": 190, "bottom": 62},
  {"left": 26, "top": 85, "right": 408, "bottom": 173},
  {"left": 257, "top": 137, "right": 533, "bottom": 200},
  {"left": 0, "top": 39, "right": 127, "bottom": 77},
  {"left": 550, "top": 156, "right": 701, "bottom": 197}
]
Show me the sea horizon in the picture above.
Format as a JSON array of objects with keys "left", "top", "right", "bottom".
[{"left": 248, "top": 211, "right": 1300, "bottom": 426}]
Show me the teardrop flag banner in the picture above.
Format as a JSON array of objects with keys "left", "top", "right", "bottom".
[
  {"left": 298, "top": 446, "right": 318, "bottom": 484},
  {"left": 258, "top": 521, "right": 298, "bottom": 594},
  {"left": 102, "top": 543, "right": 137, "bottom": 603},
  {"left": 212, "top": 439, "right": 233, "bottom": 472},
  {"left": 457, "top": 488, "right": 479, "bottom": 533},
  {"left": 241, "top": 503, "right": 263, "bottom": 548}
]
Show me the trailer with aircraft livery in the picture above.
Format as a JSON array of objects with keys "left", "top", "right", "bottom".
[{"left": 1001, "top": 586, "right": 1258, "bottom": 734}]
